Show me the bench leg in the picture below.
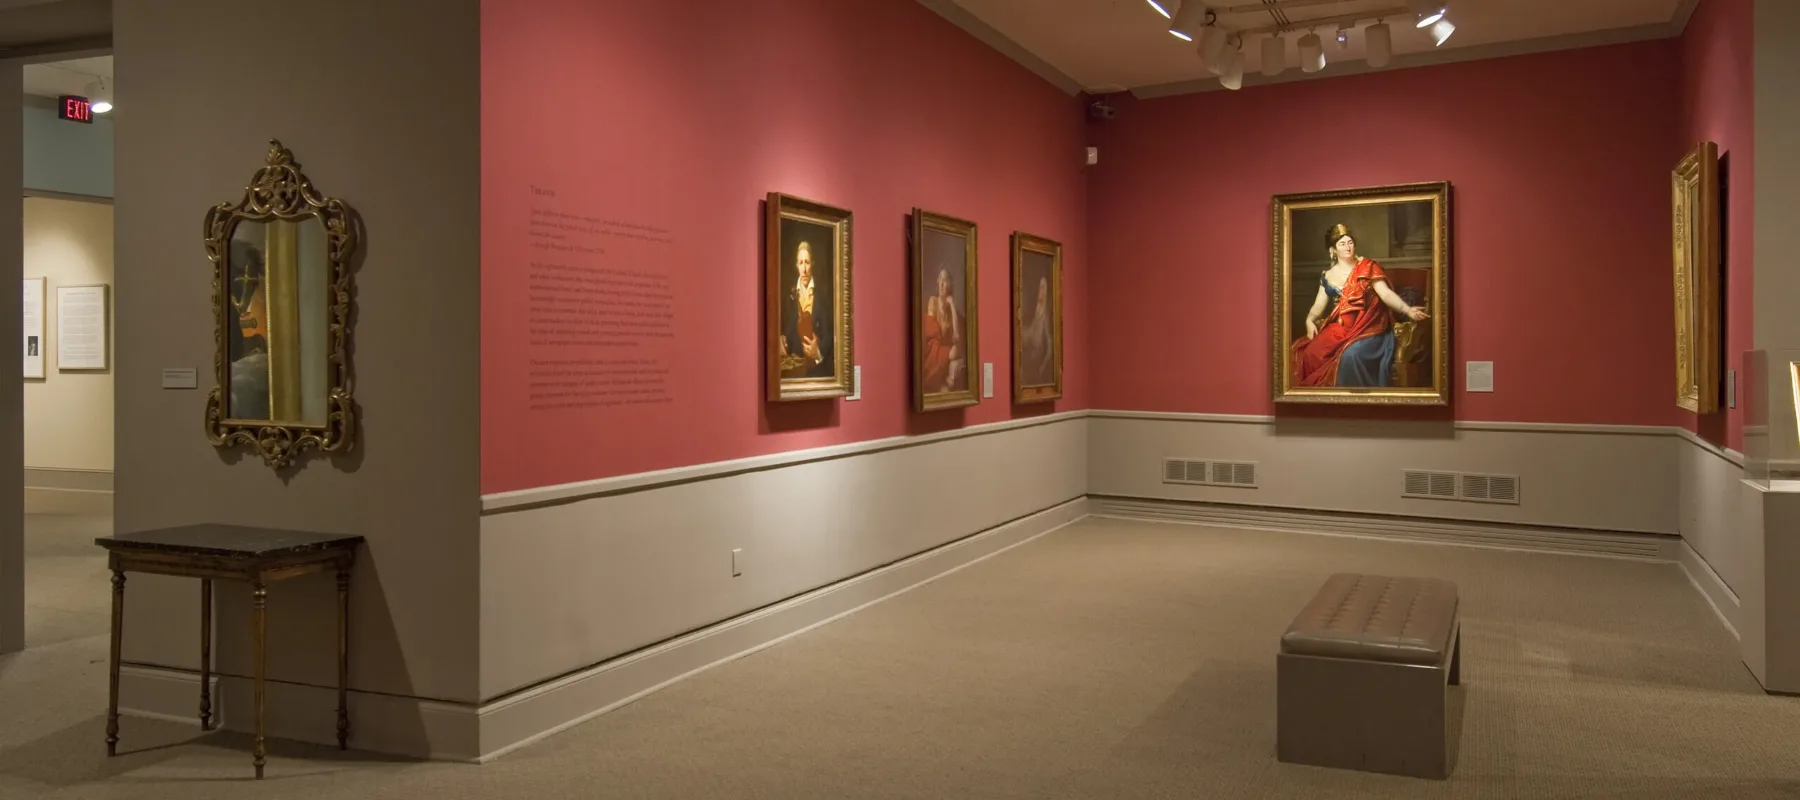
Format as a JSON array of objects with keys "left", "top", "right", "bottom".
[{"left": 1448, "top": 627, "right": 1461, "bottom": 687}]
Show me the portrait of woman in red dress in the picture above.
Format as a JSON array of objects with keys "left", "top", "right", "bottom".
[{"left": 1290, "top": 223, "right": 1430, "bottom": 388}]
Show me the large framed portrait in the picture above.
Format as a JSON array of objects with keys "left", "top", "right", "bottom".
[
  {"left": 911, "top": 209, "right": 980, "bottom": 411},
  {"left": 1271, "top": 181, "right": 1452, "bottom": 406},
  {"left": 1011, "top": 232, "right": 1062, "bottom": 404},
  {"left": 1672, "top": 141, "right": 1722, "bottom": 414},
  {"left": 765, "top": 192, "right": 854, "bottom": 402}
]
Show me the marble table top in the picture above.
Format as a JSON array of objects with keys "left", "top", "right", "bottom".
[{"left": 95, "top": 524, "right": 364, "bottom": 559}]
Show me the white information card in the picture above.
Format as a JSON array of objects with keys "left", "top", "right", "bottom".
[{"left": 22, "top": 278, "right": 44, "bottom": 379}]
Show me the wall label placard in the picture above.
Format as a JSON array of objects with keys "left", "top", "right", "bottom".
[
  {"left": 161, "top": 368, "right": 198, "bottom": 390},
  {"left": 55, "top": 284, "right": 109, "bottom": 371}
]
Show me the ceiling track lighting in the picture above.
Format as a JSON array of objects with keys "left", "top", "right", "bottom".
[
  {"left": 1297, "top": 30, "right": 1325, "bottom": 73},
  {"left": 1168, "top": 1, "right": 1213, "bottom": 42},
  {"left": 1259, "top": 34, "right": 1286, "bottom": 77},
  {"left": 1146, "top": 0, "right": 1174, "bottom": 19},
  {"left": 1153, "top": 1, "right": 1459, "bottom": 84},
  {"left": 1219, "top": 39, "right": 1245, "bottom": 90},
  {"left": 1407, "top": 0, "right": 1448, "bottom": 27},
  {"left": 84, "top": 77, "right": 113, "bottom": 114}
]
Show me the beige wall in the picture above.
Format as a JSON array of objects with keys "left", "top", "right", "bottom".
[
  {"left": 1088, "top": 413, "right": 1680, "bottom": 535},
  {"left": 1753, "top": 0, "right": 1799, "bottom": 353},
  {"left": 22, "top": 196, "right": 114, "bottom": 474},
  {"left": 480, "top": 416, "right": 1089, "bottom": 702},
  {"left": 112, "top": 0, "right": 482, "bottom": 722},
  {"left": 1, "top": 63, "right": 24, "bottom": 654}
]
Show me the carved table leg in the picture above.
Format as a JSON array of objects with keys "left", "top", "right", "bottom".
[
  {"left": 336, "top": 564, "right": 350, "bottom": 750},
  {"left": 252, "top": 579, "right": 267, "bottom": 780},
  {"left": 200, "top": 579, "right": 213, "bottom": 730},
  {"left": 105, "top": 569, "right": 125, "bottom": 757}
]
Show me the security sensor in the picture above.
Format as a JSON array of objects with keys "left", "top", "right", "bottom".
[{"left": 1088, "top": 100, "right": 1116, "bottom": 120}]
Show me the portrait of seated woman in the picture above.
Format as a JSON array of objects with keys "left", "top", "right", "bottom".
[{"left": 1289, "top": 223, "right": 1431, "bottom": 389}]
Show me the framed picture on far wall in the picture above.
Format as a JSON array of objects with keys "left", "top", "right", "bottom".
[
  {"left": 1011, "top": 232, "right": 1062, "bottom": 404},
  {"left": 1672, "top": 141, "right": 1722, "bottom": 414},
  {"left": 911, "top": 209, "right": 980, "bottom": 411},
  {"left": 765, "top": 192, "right": 854, "bottom": 402},
  {"left": 1271, "top": 181, "right": 1452, "bottom": 406}
]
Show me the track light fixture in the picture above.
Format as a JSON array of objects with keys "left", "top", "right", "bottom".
[
  {"left": 1260, "top": 34, "right": 1286, "bottom": 77},
  {"left": 1168, "top": 0, "right": 1210, "bottom": 41},
  {"left": 1429, "top": 18, "right": 1455, "bottom": 46},
  {"left": 1220, "top": 43, "right": 1245, "bottom": 90},
  {"left": 1297, "top": 31, "right": 1324, "bottom": 73},
  {"left": 1146, "top": 0, "right": 1174, "bottom": 19},
  {"left": 1197, "top": 24, "right": 1230, "bottom": 72},
  {"left": 1409, "top": 0, "right": 1448, "bottom": 28},
  {"left": 1365, "top": 22, "right": 1393, "bottom": 68}
]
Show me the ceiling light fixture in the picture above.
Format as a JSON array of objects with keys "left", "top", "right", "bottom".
[
  {"left": 1429, "top": 18, "right": 1456, "bottom": 46},
  {"left": 1365, "top": 22, "right": 1393, "bottom": 68},
  {"left": 85, "top": 78, "right": 113, "bottom": 114},
  {"left": 1220, "top": 44, "right": 1245, "bottom": 91},
  {"left": 1409, "top": 0, "right": 1448, "bottom": 28},
  {"left": 1168, "top": 1, "right": 1210, "bottom": 41},
  {"left": 1146, "top": 0, "right": 1173, "bottom": 19},
  {"left": 1297, "top": 30, "right": 1325, "bottom": 73},
  {"left": 1260, "top": 34, "right": 1286, "bottom": 77},
  {"left": 1197, "top": 24, "right": 1230, "bottom": 72}
]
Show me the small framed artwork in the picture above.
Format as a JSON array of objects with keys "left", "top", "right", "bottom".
[
  {"left": 55, "top": 283, "right": 110, "bottom": 372},
  {"left": 1011, "top": 232, "right": 1063, "bottom": 404},
  {"left": 1271, "top": 181, "right": 1451, "bottom": 405},
  {"left": 1672, "top": 141, "right": 1722, "bottom": 414},
  {"left": 765, "top": 192, "right": 854, "bottom": 401},
  {"left": 911, "top": 209, "right": 980, "bottom": 411},
  {"left": 22, "top": 277, "right": 44, "bottom": 379}
]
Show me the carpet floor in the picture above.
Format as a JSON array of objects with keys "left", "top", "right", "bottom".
[{"left": 2, "top": 514, "right": 1796, "bottom": 799}]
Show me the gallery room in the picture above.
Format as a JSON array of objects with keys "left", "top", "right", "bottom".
[{"left": 0, "top": 0, "right": 1795, "bottom": 796}]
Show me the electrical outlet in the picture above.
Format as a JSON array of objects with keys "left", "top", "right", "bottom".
[{"left": 731, "top": 548, "right": 743, "bottom": 577}]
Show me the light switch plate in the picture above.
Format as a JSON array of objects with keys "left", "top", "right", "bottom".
[
  {"left": 1466, "top": 361, "right": 1494, "bottom": 393},
  {"left": 731, "top": 548, "right": 743, "bottom": 577},
  {"left": 161, "top": 368, "right": 198, "bottom": 390},
  {"left": 847, "top": 365, "right": 861, "bottom": 401},
  {"left": 982, "top": 362, "right": 994, "bottom": 398}
]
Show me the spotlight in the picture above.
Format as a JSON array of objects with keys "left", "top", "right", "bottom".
[
  {"left": 1146, "top": 0, "right": 1173, "bottom": 19},
  {"left": 1430, "top": 18, "right": 1456, "bottom": 46},
  {"left": 1220, "top": 46, "right": 1245, "bottom": 91},
  {"left": 1365, "top": 22, "right": 1392, "bottom": 68},
  {"left": 1409, "top": 0, "right": 1447, "bottom": 28},
  {"left": 1297, "top": 31, "right": 1325, "bottom": 73},
  {"left": 1169, "top": 0, "right": 1209, "bottom": 41},
  {"left": 1260, "top": 34, "right": 1286, "bottom": 76},
  {"left": 1336, "top": 26, "right": 1351, "bottom": 49},
  {"left": 84, "top": 78, "right": 113, "bottom": 114},
  {"left": 1197, "top": 24, "right": 1230, "bottom": 71}
]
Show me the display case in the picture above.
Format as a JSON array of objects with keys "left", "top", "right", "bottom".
[{"left": 1740, "top": 349, "right": 1800, "bottom": 490}]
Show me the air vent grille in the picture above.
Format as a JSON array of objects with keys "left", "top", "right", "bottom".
[
  {"left": 1162, "top": 458, "right": 1258, "bottom": 488},
  {"left": 1403, "top": 470, "right": 1521, "bottom": 505}
]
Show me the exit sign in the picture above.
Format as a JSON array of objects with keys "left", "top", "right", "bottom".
[{"left": 57, "top": 95, "right": 92, "bottom": 124}]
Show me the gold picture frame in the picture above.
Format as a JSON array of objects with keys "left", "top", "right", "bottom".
[
  {"left": 204, "top": 140, "right": 359, "bottom": 469},
  {"left": 1271, "top": 181, "right": 1452, "bottom": 406},
  {"left": 911, "top": 209, "right": 980, "bottom": 411},
  {"left": 1673, "top": 141, "right": 1721, "bottom": 414},
  {"left": 765, "top": 192, "right": 854, "bottom": 401},
  {"left": 1011, "top": 232, "right": 1063, "bottom": 404}
]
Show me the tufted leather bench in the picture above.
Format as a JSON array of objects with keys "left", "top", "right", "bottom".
[{"left": 1276, "top": 573, "right": 1462, "bottom": 779}]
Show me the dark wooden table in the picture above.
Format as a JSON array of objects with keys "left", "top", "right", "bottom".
[{"left": 94, "top": 524, "right": 364, "bottom": 780}]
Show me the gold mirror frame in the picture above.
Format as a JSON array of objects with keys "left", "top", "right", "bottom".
[
  {"left": 1672, "top": 141, "right": 1721, "bottom": 414},
  {"left": 203, "top": 140, "right": 358, "bottom": 468}
]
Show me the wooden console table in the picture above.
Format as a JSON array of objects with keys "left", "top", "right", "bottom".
[{"left": 95, "top": 525, "right": 364, "bottom": 780}]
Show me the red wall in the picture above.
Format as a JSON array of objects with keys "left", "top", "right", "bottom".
[
  {"left": 1679, "top": 0, "right": 1754, "bottom": 451},
  {"left": 1087, "top": 41, "right": 1682, "bottom": 426},
  {"left": 481, "top": 0, "right": 1090, "bottom": 494}
]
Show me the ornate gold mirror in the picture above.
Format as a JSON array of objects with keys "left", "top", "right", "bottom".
[{"left": 204, "top": 140, "right": 358, "bottom": 468}]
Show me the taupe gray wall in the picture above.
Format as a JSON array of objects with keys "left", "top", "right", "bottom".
[
  {"left": 479, "top": 417, "right": 1089, "bottom": 702},
  {"left": 1088, "top": 415, "right": 1679, "bottom": 534},
  {"left": 23, "top": 196, "right": 114, "bottom": 472},
  {"left": 1753, "top": 0, "right": 1799, "bottom": 353},
  {"left": 1, "top": 63, "right": 24, "bottom": 654},
  {"left": 112, "top": 0, "right": 481, "bottom": 706}
]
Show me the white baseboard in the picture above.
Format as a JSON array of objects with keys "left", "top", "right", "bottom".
[
  {"left": 1678, "top": 538, "right": 1742, "bottom": 641},
  {"left": 24, "top": 487, "right": 111, "bottom": 515},
  {"left": 473, "top": 496, "right": 1089, "bottom": 761},
  {"left": 1092, "top": 495, "right": 1678, "bottom": 561},
  {"left": 121, "top": 497, "right": 1090, "bottom": 762}
]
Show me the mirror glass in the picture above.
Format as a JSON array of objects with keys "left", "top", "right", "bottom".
[{"left": 225, "top": 215, "right": 331, "bottom": 426}]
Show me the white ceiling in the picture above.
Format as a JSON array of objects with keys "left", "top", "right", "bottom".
[
  {"left": 929, "top": 0, "right": 1693, "bottom": 95},
  {"left": 21, "top": 55, "right": 110, "bottom": 100}
]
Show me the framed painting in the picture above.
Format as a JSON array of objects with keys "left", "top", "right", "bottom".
[
  {"left": 1271, "top": 181, "right": 1452, "bottom": 406},
  {"left": 1011, "top": 232, "right": 1062, "bottom": 404},
  {"left": 1673, "top": 141, "right": 1721, "bottom": 414},
  {"left": 765, "top": 192, "right": 854, "bottom": 402},
  {"left": 911, "top": 209, "right": 980, "bottom": 411}
]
